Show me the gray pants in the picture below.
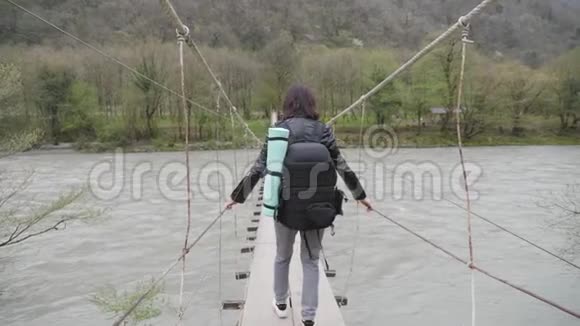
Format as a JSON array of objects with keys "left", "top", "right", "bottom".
[{"left": 274, "top": 221, "right": 324, "bottom": 321}]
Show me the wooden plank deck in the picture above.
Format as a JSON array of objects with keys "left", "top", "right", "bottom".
[{"left": 239, "top": 216, "right": 345, "bottom": 326}]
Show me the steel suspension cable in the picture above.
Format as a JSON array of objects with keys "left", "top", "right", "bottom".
[
  {"left": 392, "top": 171, "right": 580, "bottom": 272},
  {"left": 326, "top": 0, "right": 497, "bottom": 126},
  {"left": 391, "top": 163, "right": 580, "bottom": 271},
  {"left": 158, "top": 0, "right": 262, "bottom": 146},
  {"left": 2, "top": 0, "right": 218, "bottom": 117},
  {"left": 112, "top": 208, "right": 228, "bottom": 326},
  {"left": 167, "top": 92, "right": 243, "bottom": 324},
  {"left": 113, "top": 81, "right": 253, "bottom": 326},
  {"left": 4, "top": 1, "right": 242, "bottom": 325},
  {"left": 371, "top": 208, "right": 580, "bottom": 320},
  {"left": 444, "top": 198, "right": 580, "bottom": 271}
]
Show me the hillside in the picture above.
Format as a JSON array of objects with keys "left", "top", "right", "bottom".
[{"left": 1, "top": 0, "right": 579, "bottom": 65}]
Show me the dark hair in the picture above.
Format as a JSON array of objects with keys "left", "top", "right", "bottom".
[{"left": 282, "top": 85, "right": 319, "bottom": 120}]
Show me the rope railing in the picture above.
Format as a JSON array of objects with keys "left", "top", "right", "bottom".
[
  {"left": 213, "top": 90, "right": 225, "bottom": 326},
  {"left": 343, "top": 100, "right": 366, "bottom": 296},
  {"left": 176, "top": 30, "right": 193, "bottom": 325},
  {"left": 371, "top": 208, "right": 580, "bottom": 320},
  {"left": 326, "top": 0, "right": 497, "bottom": 125},
  {"left": 390, "top": 167, "right": 580, "bottom": 272},
  {"left": 444, "top": 198, "right": 580, "bottom": 271},
  {"left": 112, "top": 208, "right": 228, "bottom": 326},
  {"left": 453, "top": 23, "right": 476, "bottom": 325}
]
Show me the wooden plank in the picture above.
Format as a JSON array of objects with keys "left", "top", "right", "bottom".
[{"left": 240, "top": 217, "right": 345, "bottom": 326}]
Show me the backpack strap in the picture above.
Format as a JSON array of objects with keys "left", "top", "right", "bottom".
[
  {"left": 301, "top": 231, "right": 313, "bottom": 260},
  {"left": 301, "top": 230, "right": 331, "bottom": 272},
  {"left": 317, "top": 229, "right": 330, "bottom": 271}
]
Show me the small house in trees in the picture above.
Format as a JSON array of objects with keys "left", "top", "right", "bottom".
[{"left": 428, "top": 107, "right": 464, "bottom": 125}]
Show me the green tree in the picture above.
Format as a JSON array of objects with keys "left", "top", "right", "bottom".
[
  {"left": 497, "top": 62, "right": 545, "bottom": 136},
  {"left": 259, "top": 32, "right": 298, "bottom": 117},
  {"left": 84, "top": 54, "right": 124, "bottom": 118},
  {"left": 302, "top": 48, "right": 364, "bottom": 119},
  {"left": 209, "top": 49, "right": 261, "bottom": 120},
  {"left": 34, "top": 65, "right": 75, "bottom": 145},
  {"left": 403, "top": 57, "right": 445, "bottom": 134},
  {"left": 550, "top": 48, "right": 580, "bottom": 130},
  {"left": 0, "top": 63, "right": 21, "bottom": 108},
  {"left": 91, "top": 280, "right": 164, "bottom": 326},
  {"left": 61, "top": 81, "right": 101, "bottom": 142},
  {"left": 0, "top": 63, "right": 24, "bottom": 137},
  {"left": 460, "top": 52, "right": 502, "bottom": 139},
  {"left": 553, "top": 73, "right": 580, "bottom": 130},
  {"left": 432, "top": 38, "right": 461, "bottom": 132},
  {"left": 367, "top": 66, "right": 401, "bottom": 125},
  {"left": 133, "top": 53, "right": 166, "bottom": 138}
]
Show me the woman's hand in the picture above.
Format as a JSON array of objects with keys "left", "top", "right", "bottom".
[
  {"left": 224, "top": 198, "right": 238, "bottom": 210},
  {"left": 357, "top": 198, "right": 373, "bottom": 212}
]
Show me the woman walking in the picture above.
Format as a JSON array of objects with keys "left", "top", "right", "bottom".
[{"left": 225, "top": 85, "right": 371, "bottom": 326}]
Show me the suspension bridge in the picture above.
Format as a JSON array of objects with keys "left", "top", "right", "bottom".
[
  {"left": 234, "top": 181, "right": 346, "bottom": 326},
  {"left": 4, "top": 0, "right": 580, "bottom": 325}
]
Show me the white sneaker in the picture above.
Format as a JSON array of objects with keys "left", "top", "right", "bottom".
[{"left": 272, "top": 298, "right": 289, "bottom": 318}]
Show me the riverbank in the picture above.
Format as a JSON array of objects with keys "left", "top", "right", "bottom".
[{"left": 54, "top": 129, "right": 580, "bottom": 153}]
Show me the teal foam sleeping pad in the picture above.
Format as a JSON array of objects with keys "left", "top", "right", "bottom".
[{"left": 262, "top": 127, "right": 290, "bottom": 217}]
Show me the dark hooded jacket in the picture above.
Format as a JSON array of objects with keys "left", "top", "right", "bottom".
[{"left": 230, "top": 117, "right": 366, "bottom": 203}]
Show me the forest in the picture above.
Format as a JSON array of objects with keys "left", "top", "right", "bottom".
[{"left": 0, "top": 0, "right": 579, "bottom": 151}]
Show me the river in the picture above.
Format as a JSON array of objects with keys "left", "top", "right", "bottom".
[{"left": 1, "top": 146, "right": 579, "bottom": 325}]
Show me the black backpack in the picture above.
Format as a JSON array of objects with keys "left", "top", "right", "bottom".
[{"left": 276, "top": 141, "right": 345, "bottom": 231}]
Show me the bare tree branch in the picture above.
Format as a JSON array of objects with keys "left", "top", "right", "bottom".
[
  {"left": 552, "top": 203, "right": 580, "bottom": 216},
  {"left": 537, "top": 184, "right": 580, "bottom": 218},
  {"left": 0, "top": 171, "right": 33, "bottom": 210},
  {"left": 0, "top": 187, "right": 98, "bottom": 248},
  {"left": 2, "top": 217, "right": 70, "bottom": 247}
]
